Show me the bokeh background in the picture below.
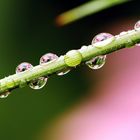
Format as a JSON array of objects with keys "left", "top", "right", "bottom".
[{"left": 0, "top": 0, "right": 140, "bottom": 140}]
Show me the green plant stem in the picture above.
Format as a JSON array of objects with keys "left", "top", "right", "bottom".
[
  {"left": 0, "top": 29, "right": 140, "bottom": 94},
  {"left": 56, "top": 0, "right": 128, "bottom": 26}
]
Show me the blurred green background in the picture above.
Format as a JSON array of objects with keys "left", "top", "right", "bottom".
[{"left": 0, "top": 0, "right": 139, "bottom": 140}]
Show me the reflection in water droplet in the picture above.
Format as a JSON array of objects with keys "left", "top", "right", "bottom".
[
  {"left": 40, "top": 53, "right": 58, "bottom": 64},
  {"left": 29, "top": 77, "right": 47, "bottom": 90},
  {"left": 16, "top": 62, "right": 33, "bottom": 73},
  {"left": 86, "top": 55, "right": 106, "bottom": 70},
  {"left": 92, "top": 33, "right": 115, "bottom": 49},
  {"left": 0, "top": 91, "right": 10, "bottom": 99},
  {"left": 134, "top": 20, "right": 140, "bottom": 31}
]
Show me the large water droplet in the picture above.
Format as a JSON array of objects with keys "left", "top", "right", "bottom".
[
  {"left": 92, "top": 33, "right": 115, "bottom": 49},
  {"left": 0, "top": 91, "right": 10, "bottom": 99},
  {"left": 16, "top": 62, "right": 33, "bottom": 73},
  {"left": 64, "top": 50, "right": 82, "bottom": 67},
  {"left": 86, "top": 55, "right": 106, "bottom": 70},
  {"left": 29, "top": 77, "right": 47, "bottom": 90},
  {"left": 40, "top": 53, "right": 58, "bottom": 64},
  {"left": 134, "top": 20, "right": 140, "bottom": 31}
]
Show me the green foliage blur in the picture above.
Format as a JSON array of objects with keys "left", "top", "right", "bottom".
[
  {"left": 0, "top": 0, "right": 139, "bottom": 140},
  {"left": 0, "top": 1, "right": 89, "bottom": 140}
]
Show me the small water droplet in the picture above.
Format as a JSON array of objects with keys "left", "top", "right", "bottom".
[
  {"left": 0, "top": 91, "right": 10, "bottom": 99},
  {"left": 119, "top": 31, "right": 127, "bottom": 36},
  {"left": 57, "top": 68, "right": 71, "bottom": 76},
  {"left": 92, "top": 33, "right": 115, "bottom": 49},
  {"left": 40, "top": 53, "right": 58, "bottom": 64},
  {"left": 80, "top": 45, "right": 88, "bottom": 50},
  {"left": 29, "top": 77, "right": 47, "bottom": 90},
  {"left": 16, "top": 62, "right": 33, "bottom": 73},
  {"left": 86, "top": 55, "right": 106, "bottom": 70},
  {"left": 134, "top": 20, "right": 140, "bottom": 31}
]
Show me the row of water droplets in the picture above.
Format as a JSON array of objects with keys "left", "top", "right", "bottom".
[{"left": 1, "top": 20, "right": 140, "bottom": 98}]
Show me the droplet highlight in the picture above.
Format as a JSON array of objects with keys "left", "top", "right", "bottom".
[{"left": 86, "top": 55, "right": 106, "bottom": 70}]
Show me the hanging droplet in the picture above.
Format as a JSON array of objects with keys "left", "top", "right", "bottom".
[
  {"left": 16, "top": 62, "right": 33, "bottom": 73},
  {"left": 57, "top": 68, "right": 71, "bottom": 76},
  {"left": 134, "top": 20, "right": 140, "bottom": 31},
  {"left": 92, "top": 33, "right": 115, "bottom": 49},
  {"left": 40, "top": 53, "right": 58, "bottom": 64},
  {"left": 29, "top": 77, "right": 47, "bottom": 90},
  {"left": 0, "top": 91, "right": 10, "bottom": 99},
  {"left": 86, "top": 55, "right": 106, "bottom": 70}
]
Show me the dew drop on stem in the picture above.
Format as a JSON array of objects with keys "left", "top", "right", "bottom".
[
  {"left": 92, "top": 33, "right": 115, "bottom": 49},
  {"left": 86, "top": 55, "right": 106, "bottom": 70}
]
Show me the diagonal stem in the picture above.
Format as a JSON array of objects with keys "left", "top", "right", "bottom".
[{"left": 0, "top": 29, "right": 140, "bottom": 94}]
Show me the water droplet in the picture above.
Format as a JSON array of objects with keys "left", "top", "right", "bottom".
[
  {"left": 80, "top": 45, "right": 88, "bottom": 51},
  {"left": 16, "top": 62, "right": 33, "bottom": 73},
  {"left": 0, "top": 91, "right": 10, "bottom": 99},
  {"left": 119, "top": 31, "right": 127, "bottom": 36},
  {"left": 57, "top": 68, "right": 71, "bottom": 76},
  {"left": 64, "top": 50, "right": 82, "bottom": 67},
  {"left": 40, "top": 53, "right": 58, "bottom": 64},
  {"left": 29, "top": 77, "right": 47, "bottom": 90},
  {"left": 92, "top": 33, "right": 115, "bottom": 49},
  {"left": 86, "top": 55, "right": 106, "bottom": 70},
  {"left": 134, "top": 20, "right": 140, "bottom": 31}
]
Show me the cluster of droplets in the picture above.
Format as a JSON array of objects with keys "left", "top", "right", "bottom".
[
  {"left": 1, "top": 20, "right": 140, "bottom": 98},
  {"left": 85, "top": 20, "right": 140, "bottom": 70},
  {"left": 0, "top": 33, "right": 115, "bottom": 98},
  {"left": 85, "top": 32, "right": 115, "bottom": 69},
  {"left": 40, "top": 53, "right": 70, "bottom": 75},
  {"left": 15, "top": 54, "right": 70, "bottom": 90},
  {"left": 15, "top": 62, "right": 47, "bottom": 90}
]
